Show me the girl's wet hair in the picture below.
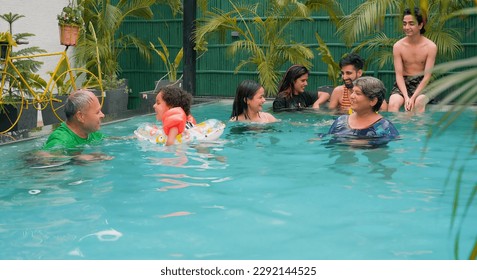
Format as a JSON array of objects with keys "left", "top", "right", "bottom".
[
  {"left": 277, "top": 65, "right": 309, "bottom": 98},
  {"left": 353, "top": 76, "right": 385, "bottom": 112},
  {"left": 231, "top": 80, "right": 262, "bottom": 120},
  {"left": 159, "top": 86, "right": 193, "bottom": 116}
]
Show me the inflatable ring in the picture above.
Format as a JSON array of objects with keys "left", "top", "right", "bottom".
[{"left": 134, "top": 119, "right": 225, "bottom": 145}]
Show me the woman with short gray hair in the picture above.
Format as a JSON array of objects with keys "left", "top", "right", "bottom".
[{"left": 328, "top": 76, "right": 399, "bottom": 146}]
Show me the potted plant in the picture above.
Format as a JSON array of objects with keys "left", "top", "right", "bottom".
[
  {"left": 136, "top": 37, "right": 183, "bottom": 113},
  {"left": 1, "top": 13, "right": 47, "bottom": 132},
  {"left": 0, "top": 31, "right": 16, "bottom": 59},
  {"left": 150, "top": 36, "right": 183, "bottom": 89},
  {"left": 57, "top": 0, "right": 83, "bottom": 46},
  {"left": 74, "top": 0, "right": 156, "bottom": 115}
]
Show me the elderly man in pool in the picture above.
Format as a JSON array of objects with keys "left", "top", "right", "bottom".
[{"left": 41, "top": 89, "right": 112, "bottom": 162}]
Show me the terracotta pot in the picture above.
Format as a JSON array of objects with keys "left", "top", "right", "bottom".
[{"left": 59, "top": 25, "right": 79, "bottom": 46}]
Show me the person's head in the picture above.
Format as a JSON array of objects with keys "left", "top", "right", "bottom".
[
  {"left": 277, "top": 65, "right": 309, "bottom": 97},
  {"left": 339, "top": 53, "right": 365, "bottom": 89},
  {"left": 231, "top": 80, "right": 266, "bottom": 119},
  {"left": 64, "top": 89, "right": 104, "bottom": 133},
  {"left": 403, "top": 7, "right": 426, "bottom": 34},
  {"left": 351, "top": 76, "right": 385, "bottom": 112},
  {"left": 154, "top": 86, "right": 192, "bottom": 121}
]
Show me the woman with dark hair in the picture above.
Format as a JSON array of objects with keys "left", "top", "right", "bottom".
[
  {"left": 328, "top": 76, "right": 399, "bottom": 145},
  {"left": 272, "top": 65, "right": 331, "bottom": 112},
  {"left": 230, "top": 80, "right": 277, "bottom": 123}
]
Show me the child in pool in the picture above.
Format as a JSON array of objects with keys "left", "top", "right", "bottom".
[{"left": 153, "top": 86, "right": 196, "bottom": 146}]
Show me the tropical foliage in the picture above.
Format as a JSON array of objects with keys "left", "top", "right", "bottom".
[
  {"left": 194, "top": 0, "right": 343, "bottom": 96},
  {"left": 0, "top": 13, "right": 47, "bottom": 94},
  {"left": 157, "top": 0, "right": 183, "bottom": 16},
  {"left": 150, "top": 37, "right": 183, "bottom": 82},
  {"left": 74, "top": 0, "right": 156, "bottom": 89},
  {"left": 337, "top": 0, "right": 467, "bottom": 68},
  {"left": 426, "top": 53, "right": 477, "bottom": 260},
  {"left": 421, "top": 2, "right": 477, "bottom": 260},
  {"left": 57, "top": 0, "right": 84, "bottom": 27},
  {"left": 314, "top": 32, "right": 340, "bottom": 87}
]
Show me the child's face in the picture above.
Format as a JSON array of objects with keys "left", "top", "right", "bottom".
[{"left": 153, "top": 91, "right": 169, "bottom": 121}]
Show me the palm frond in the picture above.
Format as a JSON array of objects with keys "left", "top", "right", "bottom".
[
  {"left": 118, "top": 0, "right": 155, "bottom": 20},
  {"left": 277, "top": 44, "right": 314, "bottom": 67},
  {"left": 351, "top": 32, "right": 396, "bottom": 69},
  {"left": 194, "top": 10, "right": 244, "bottom": 51},
  {"left": 274, "top": 0, "right": 310, "bottom": 18},
  {"left": 425, "top": 70, "right": 477, "bottom": 135},
  {"left": 154, "top": 0, "right": 183, "bottom": 16},
  {"left": 305, "top": 0, "right": 345, "bottom": 25},
  {"left": 257, "top": 60, "right": 282, "bottom": 95},
  {"left": 337, "top": 0, "right": 400, "bottom": 46},
  {"left": 314, "top": 32, "right": 339, "bottom": 86},
  {"left": 444, "top": 6, "right": 477, "bottom": 19},
  {"left": 119, "top": 34, "right": 151, "bottom": 61},
  {"left": 228, "top": 40, "right": 261, "bottom": 57},
  {"left": 426, "top": 29, "right": 463, "bottom": 60}
]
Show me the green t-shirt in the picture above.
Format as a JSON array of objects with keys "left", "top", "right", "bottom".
[{"left": 43, "top": 122, "right": 105, "bottom": 151}]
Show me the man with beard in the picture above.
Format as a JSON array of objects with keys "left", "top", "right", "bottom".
[{"left": 329, "top": 53, "right": 388, "bottom": 113}]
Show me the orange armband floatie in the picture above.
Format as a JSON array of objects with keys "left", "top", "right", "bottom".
[{"left": 162, "top": 107, "right": 187, "bottom": 135}]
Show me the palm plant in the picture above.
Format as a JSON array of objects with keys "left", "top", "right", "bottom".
[
  {"left": 314, "top": 32, "right": 340, "bottom": 87},
  {"left": 150, "top": 37, "right": 183, "bottom": 82},
  {"left": 422, "top": 5, "right": 477, "bottom": 260},
  {"left": 338, "top": 0, "right": 466, "bottom": 68},
  {"left": 0, "top": 13, "right": 47, "bottom": 95},
  {"left": 74, "top": 0, "right": 156, "bottom": 89},
  {"left": 194, "top": 0, "right": 343, "bottom": 96},
  {"left": 157, "top": 0, "right": 183, "bottom": 16}
]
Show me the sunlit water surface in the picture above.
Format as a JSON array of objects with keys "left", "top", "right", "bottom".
[{"left": 0, "top": 101, "right": 475, "bottom": 260}]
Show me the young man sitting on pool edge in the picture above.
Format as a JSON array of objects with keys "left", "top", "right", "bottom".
[{"left": 388, "top": 7, "right": 437, "bottom": 113}]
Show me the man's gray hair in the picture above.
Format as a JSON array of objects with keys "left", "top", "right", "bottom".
[
  {"left": 64, "top": 89, "right": 95, "bottom": 121},
  {"left": 353, "top": 76, "right": 386, "bottom": 111}
]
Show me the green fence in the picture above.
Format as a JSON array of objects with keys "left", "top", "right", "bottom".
[{"left": 119, "top": 1, "right": 477, "bottom": 109}]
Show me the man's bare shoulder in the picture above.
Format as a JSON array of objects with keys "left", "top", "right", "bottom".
[
  {"left": 394, "top": 37, "right": 407, "bottom": 46},
  {"left": 422, "top": 36, "right": 437, "bottom": 49},
  {"left": 331, "top": 85, "right": 345, "bottom": 95},
  {"left": 393, "top": 37, "right": 407, "bottom": 51}
]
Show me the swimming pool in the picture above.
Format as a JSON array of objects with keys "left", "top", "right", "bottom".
[{"left": 0, "top": 101, "right": 475, "bottom": 260}]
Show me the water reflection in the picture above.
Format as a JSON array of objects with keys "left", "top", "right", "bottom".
[
  {"left": 325, "top": 143, "right": 397, "bottom": 180},
  {"left": 144, "top": 144, "right": 227, "bottom": 170}
]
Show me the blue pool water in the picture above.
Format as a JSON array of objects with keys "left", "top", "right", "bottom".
[{"left": 0, "top": 101, "right": 475, "bottom": 260}]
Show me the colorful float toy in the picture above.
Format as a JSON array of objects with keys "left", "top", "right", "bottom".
[{"left": 134, "top": 119, "right": 226, "bottom": 145}]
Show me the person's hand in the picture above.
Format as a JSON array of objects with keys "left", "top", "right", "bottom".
[
  {"left": 404, "top": 97, "right": 412, "bottom": 111},
  {"left": 405, "top": 96, "right": 415, "bottom": 111},
  {"left": 74, "top": 153, "right": 114, "bottom": 162}
]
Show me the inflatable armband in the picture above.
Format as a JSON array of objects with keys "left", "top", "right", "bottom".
[
  {"left": 134, "top": 119, "right": 225, "bottom": 145},
  {"left": 163, "top": 107, "right": 187, "bottom": 135}
]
